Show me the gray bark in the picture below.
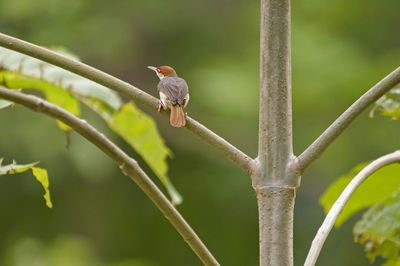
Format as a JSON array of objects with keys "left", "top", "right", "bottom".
[{"left": 255, "top": 0, "right": 299, "bottom": 265}]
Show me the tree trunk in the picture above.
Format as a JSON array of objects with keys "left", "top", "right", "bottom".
[
  {"left": 256, "top": 187, "right": 296, "bottom": 265},
  {"left": 255, "top": 0, "right": 299, "bottom": 265}
]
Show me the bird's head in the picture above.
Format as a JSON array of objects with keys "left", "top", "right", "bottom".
[{"left": 147, "top": 65, "right": 176, "bottom": 80}]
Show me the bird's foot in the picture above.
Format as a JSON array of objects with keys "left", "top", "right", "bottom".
[{"left": 158, "top": 100, "right": 165, "bottom": 112}]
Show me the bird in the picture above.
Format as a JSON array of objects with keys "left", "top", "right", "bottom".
[{"left": 147, "top": 65, "right": 190, "bottom": 127}]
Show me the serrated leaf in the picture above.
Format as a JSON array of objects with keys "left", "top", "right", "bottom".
[
  {"left": 31, "top": 167, "right": 53, "bottom": 208},
  {"left": 354, "top": 193, "right": 400, "bottom": 263},
  {"left": 320, "top": 163, "right": 400, "bottom": 227}
]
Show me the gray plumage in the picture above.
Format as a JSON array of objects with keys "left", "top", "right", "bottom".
[{"left": 157, "top": 75, "right": 189, "bottom": 106}]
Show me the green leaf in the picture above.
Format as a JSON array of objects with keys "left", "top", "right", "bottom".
[
  {"left": 0, "top": 47, "right": 179, "bottom": 204},
  {"left": 0, "top": 158, "right": 38, "bottom": 175},
  {"left": 0, "top": 159, "right": 52, "bottom": 208},
  {"left": 320, "top": 163, "right": 400, "bottom": 227},
  {"left": 79, "top": 98, "right": 181, "bottom": 204},
  {"left": 31, "top": 167, "right": 53, "bottom": 208},
  {"left": 0, "top": 47, "right": 121, "bottom": 110},
  {"left": 0, "top": 71, "right": 80, "bottom": 131},
  {"left": 105, "top": 102, "right": 181, "bottom": 205},
  {"left": 370, "top": 88, "right": 400, "bottom": 120},
  {"left": 0, "top": 99, "right": 13, "bottom": 109},
  {"left": 354, "top": 192, "right": 400, "bottom": 264}
]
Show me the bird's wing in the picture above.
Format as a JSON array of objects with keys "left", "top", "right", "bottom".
[{"left": 158, "top": 77, "right": 189, "bottom": 105}]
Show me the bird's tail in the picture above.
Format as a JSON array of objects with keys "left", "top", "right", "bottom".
[{"left": 170, "top": 104, "right": 186, "bottom": 127}]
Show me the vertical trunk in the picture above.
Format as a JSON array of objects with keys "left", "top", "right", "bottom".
[
  {"left": 255, "top": 0, "right": 299, "bottom": 265},
  {"left": 256, "top": 187, "right": 295, "bottom": 265}
]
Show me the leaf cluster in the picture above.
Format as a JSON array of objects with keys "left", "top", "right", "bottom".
[
  {"left": 0, "top": 47, "right": 181, "bottom": 204},
  {"left": 354, "top": 193, "right": 400, "bottom": 265}
]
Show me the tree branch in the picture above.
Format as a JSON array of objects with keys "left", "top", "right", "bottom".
[
  {"left": 0, "top": 87, "right": 220, "bottom": 266},
  {"left": 298, "top": 67, "right": 400, "bottom": 172},
  {"left": 304, "top": 150, "right": 400, "bottom": 266},
  {"left": 0, "top": 32, "right": 255, "bottom": 177}
]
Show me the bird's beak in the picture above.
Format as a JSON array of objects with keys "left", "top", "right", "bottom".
[{"left": 147, "top": 66, "right": 157, "bottom": 72}]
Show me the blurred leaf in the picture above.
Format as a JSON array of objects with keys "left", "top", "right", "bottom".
[
  {"left": 0, "top": 47, "right": 121, "bottom": 110},
  {"left": 0, "top": 159, "right": 52, "bottom": 208},
  {"left": 47, "top": 235, "right": 100, "bottom": 266},
  {"left": 0, "top": 47, "right": 179, "bottom": 203},
  {"left": 5, "top": 238, "right": 47, "bottom": 266},
  {"left": 383, "top": 258, "right": 400, "bottom": 266},
  {"left": 354, "top": 192, "right": 400, "bottom": 264},
  {"left": 31, "top": 167, "right": 53, "bottom": 208},
  {"left": 370, "top": 88, "right": 400, "bottom": 120},
  {"left": 94, "top": 101, "right": 181, "bottom": 205},
  {"left": 0, "top": 71, "right": 80, "bottom": 131},
  {"left": 320, "top": 163, "right": 400, "bottom": 227},
  {"left": 5, "top": 235, "right": 156, "bottom": 266},
  {"left": 0, "top": 99, "right": 13, "bottom": 109},
  {"left": 110, "top": 259, "right": 159, "bottom": 266},
  {"left": 0, "top": 158, "right": 38, "bottom": 175},
  {"left": 5, "top": 236, "right": 100, "bottom": 266}
]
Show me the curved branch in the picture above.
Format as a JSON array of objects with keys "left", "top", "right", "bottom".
[
  {"left": 0, "top": 32, "right": 255, "bottom": 177},
  {"left": 304, "top": 150, "right": 400, "bottom": 266},
  {"left": 0, "top": 87, "right": 220, "bottom": 266},
  {"left": 298, "top": 67, "right": 400, "bottom": 172}
]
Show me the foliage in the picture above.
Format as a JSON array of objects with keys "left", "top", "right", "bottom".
[
  {"left": 0, "top": 70, "right": 81, "bottom": 131},
  {"left": 370, "top": 88, "right": 400, "bottom": 120},
  {"left": 5, "top": 235, "right": 158, "bottom": 266},
  {"left": 354, "top": 192, "right": 400, "bottom": 265},
  {"left": 31, "top": 167, "right": 53, "bottom": 208},
  {"left": 0, "top": 47, "right": 180, "bottom": 204},
  {"left": 0, "top": 158, "right": 52, "bottom": 208},
  {"left": 0, "top": 98, "right": 12, "bottom": 109},
  {"left": 109, "top": 103, "right": 180, "bottom": 204},
  {"left": 320, "top": 163, "right": 400, "bottom": 227},
  {"left": 1, "top": 0, "right": 399, "bottom": 264},
  {"left": 321, "top": 88, "right": 400, "bottom": 263}
]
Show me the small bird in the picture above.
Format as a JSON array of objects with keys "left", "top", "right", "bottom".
[{"left": 148, "top": 65, "right": 190, "bottom": 127}]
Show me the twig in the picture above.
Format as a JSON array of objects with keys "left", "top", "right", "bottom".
[
  {"left": 0, "top": 32, "right": 255, "bottom": 177},
  {"left": 304, "top": 150, "right": 400, "bottom": 266},
  {"left": 0, "top": 87, "right": 220, "bottom": 266},
  {"left": 297, "top": 67, "right": 400, "bottom": 172}
]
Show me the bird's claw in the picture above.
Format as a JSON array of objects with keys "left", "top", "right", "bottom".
[{"left": 158, "top": 100, "right": 164, "bottom": 112}]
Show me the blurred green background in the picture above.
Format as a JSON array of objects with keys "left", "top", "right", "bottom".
[{"left": 0, "top": 0, "right": 399, "bottom": 265}]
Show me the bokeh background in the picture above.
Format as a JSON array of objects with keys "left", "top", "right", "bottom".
[{"left": 1, "top": 0, "right": 400, "bottom": 265}]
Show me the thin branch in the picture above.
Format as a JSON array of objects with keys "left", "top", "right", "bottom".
[
  {"left": 0, "top": 32, "right": 255, "bottom": 177},
  {"left": 0, "top": 87, "right": 220, "bottom": 266},
  {"left": 304, "top": 150, "right": 400, "bottom": 266},
  {"left": 297, "top": 67, "right": 400, "bottom": 172}
]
